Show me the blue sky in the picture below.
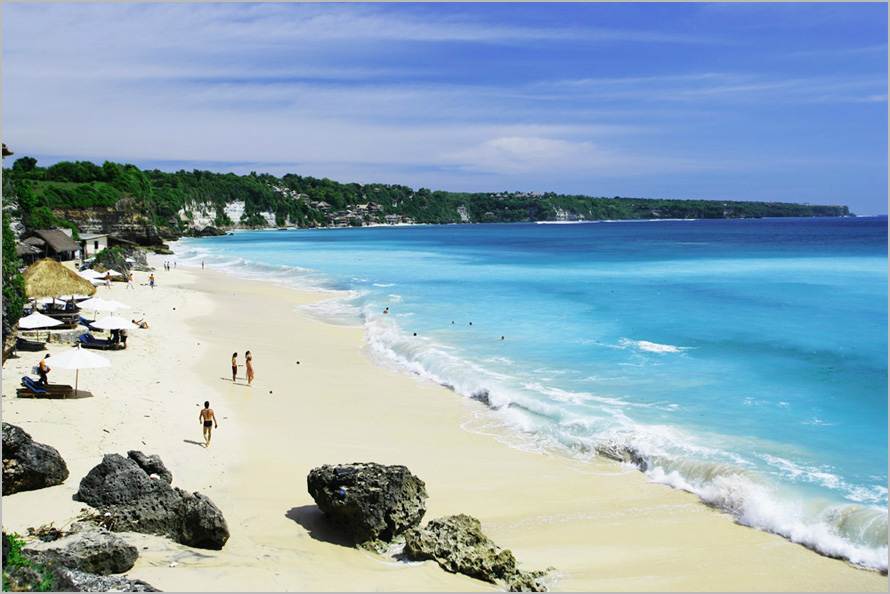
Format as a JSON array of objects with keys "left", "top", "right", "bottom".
[{"left": 2, "top": 2, "right": 887, "bottom": 214}]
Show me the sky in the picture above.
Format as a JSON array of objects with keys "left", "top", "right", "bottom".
[{"left": 2, "top": 2, "right": 887, "bottom": 214}]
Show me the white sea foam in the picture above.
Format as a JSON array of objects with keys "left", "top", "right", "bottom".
[{"left": 619, "top": 338, "right": 692, "bottom": 353}]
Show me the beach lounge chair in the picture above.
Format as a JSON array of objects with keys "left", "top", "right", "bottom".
[
  {"left": 77, "top": 332, "right": 116, "bottom": 350},
  {"left": 14, "top": 336, "right": 47, "bottom": 352},
  {"left": 17, "top": 376, "right": 74, "bottom": 399},
  {"left": 78, "top": 316, "right": 98, "bottom": 331}
]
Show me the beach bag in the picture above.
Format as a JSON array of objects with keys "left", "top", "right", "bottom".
[{"left": 31, "top": 365, "right": 39, "bottom": 375}]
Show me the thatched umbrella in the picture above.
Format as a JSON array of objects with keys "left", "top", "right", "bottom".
[{"left": 23, "top": 258, "right": 97, "bottom": 300}]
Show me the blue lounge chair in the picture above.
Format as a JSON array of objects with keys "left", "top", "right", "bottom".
[
  {"left": 17, "top": 376, "right": 73, "bottom": 399},
  {"left": 78, "top": 316, "right": 98, "bottom": 331},
  {"left": 77, "top": 332, "right": 115, "bottom": 350}
]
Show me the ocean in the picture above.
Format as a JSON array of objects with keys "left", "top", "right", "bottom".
[{"left": 171, "top": 216, "right": 888, "bottom": 571}]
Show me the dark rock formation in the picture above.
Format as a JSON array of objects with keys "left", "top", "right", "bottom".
[
  {"left": 127, "top": 450, "right": 173, "bottom": 484},
  {"left": 307, "top": 463, "right": 428, "bottom": 548},
  {"left": 194, "top": 225, "right": 227, "bottom": 237},
  {"left": 403, "top": 514, "right": 547, "bottom": 592},
  {"left": 24, "top": 530, "right": 138, "bottom": 575},
  {"left": 76, "top": 451, "right": 229, "bottom": 549},
  {"left": 54, "top": 197, "right": 163, "bottom": 246},
  {"left": 2, "top": 423, "right": 69, "bottom": 495}
]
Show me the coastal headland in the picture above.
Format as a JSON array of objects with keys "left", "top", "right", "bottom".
[{"left": 2, "top": 258, "right": 886, "bottom": 591}]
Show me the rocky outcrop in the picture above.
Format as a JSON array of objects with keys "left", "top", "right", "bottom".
[
  {"left": 54, "top": 197, "right": 163, "bottom": 246},
  {"left": 191, "top": 225, "right": 227, "bottom": 237},
  {"left": 307, "top": 463, "right": 428, "bottom": 549},
  {"left": 24, "top": 530, "right": 138, "bottom": 575},
  {"left": 4, "top": 530, "right": 159, "bottom": 592},
  {"left": 2, "top": 423, "right": 69, "bottom": 495},
  {"left": 76, "top": 451, "right": 229, "bottom": 549},
  {"left": 403, "top": 514, "right": 547, "bottom": 592}
]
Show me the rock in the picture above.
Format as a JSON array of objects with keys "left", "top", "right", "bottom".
[
  {"left": 2, "top": 423, "right": 69, "bottom": 495},
  {"left": 52, "top": 567, "right": 161, "bottom": 592},
  {"left": 307, "top": 463, "right": 427, "bottom": 548},
  {"left": 403, "top": 514, "right": 547, "bottom": 592},
  {"left": 127, "top": 450, "right": 173, "bottom": 484},
  {"left": 24, "top": 530, "right": 138, "bottom": 575},
  {"left": 76, "top": 451, "right": 229, "bottom": 549}
]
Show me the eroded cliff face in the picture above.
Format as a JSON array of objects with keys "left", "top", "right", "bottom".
[{"left": 53, "top": 197, "right": 164, "bottom": 245}]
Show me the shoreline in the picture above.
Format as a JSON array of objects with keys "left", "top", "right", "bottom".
[{"left": 2, "top": 258, "right": 886, "bottom": 591}]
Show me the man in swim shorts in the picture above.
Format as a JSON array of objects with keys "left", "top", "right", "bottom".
[{"left": 199, "top": 401, "right": 218, "bottom": 448}]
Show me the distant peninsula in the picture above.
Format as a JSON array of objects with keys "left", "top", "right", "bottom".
[{"left": 3, "top": 157, "right": 851, "bottom": 249}]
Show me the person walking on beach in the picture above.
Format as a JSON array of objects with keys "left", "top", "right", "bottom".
[
  {"left": 245, "top": 351, "right": 254, "bottom": 387},
  {"left": 126, "top": 273, "right": 134, "bottom": 289},
  {"left": 38, "top": 354, "right": 51, "bottom": 385},
  {"left": 231, "top": 352, "right": 238, "bottom": 382},
  {"left": 149, "top": 274, "right": 155, "bottom": 289},
  {"left": 199, "top": 401, "right": 218, "bottom": 448}
]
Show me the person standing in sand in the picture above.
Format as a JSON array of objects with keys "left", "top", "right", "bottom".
[
  {"left": 126, "top": 273, "right": 134, "bottom": 289},
  {"left": 245, "top": 351, "right": 254, "bottom": 387},
  {"left": 231, "top": 352, "right": 238, "bottom": 382},
  {"left": 149, "top": 274, "right": 155, "bottom": 289},
  {"left": 199, "top": 401, "right": 218, "bottom": 447},
  {"left": 38, "top": 354, "right": 51, "bottom": 385}
]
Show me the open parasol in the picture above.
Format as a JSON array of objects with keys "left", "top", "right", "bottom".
[
  {"left": 48, "top": 344, "right": 111, "bottom": 394},
  {"left": 24, "top": 258, "right": 97, "bottom": 300}
]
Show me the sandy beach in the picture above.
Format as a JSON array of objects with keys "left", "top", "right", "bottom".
[{"left": 2, "top": 257, "right": 886, "bottom": 592}]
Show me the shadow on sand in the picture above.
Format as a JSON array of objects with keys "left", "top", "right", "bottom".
[
  {"left": 182, "top": 439, "right": 206, "bottom": 448},
  {"left": 286, "top": 505, "right": 353, "bottom": 548}
]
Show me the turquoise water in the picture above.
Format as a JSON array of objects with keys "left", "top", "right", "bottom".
[{"left": 172, "top": 216, "right": 888, "bottom": 570}]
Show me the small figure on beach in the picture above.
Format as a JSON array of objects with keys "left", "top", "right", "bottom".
[
  {"left": 38, "top": 354, "right": 51, "bottom": 385},
  {"left": 111, "top": 328, "right": 121, "bottom": 348},
  {"left": 199, "top": 401, "right": 218, "bottom": 448},
  {"left": 149, "top": 274, "right": 155, "bottom": 289},
  {"left": 120, "top": 328, "right": 128, "bottom": 349},
  {"left": 383, "top": 307, "right": 389, "bottom": 314},
  {"left": 126, "top": 273, "right": 134, "bottom": 289},
  {"left": 245, "top": 351, "right": 254, "bottom": 387},
  {"left": 104, "top": 272, "right": 111, "bottom": 287},
  {"left": 202, "top": 261, "right": 205, "bottom": 269},
  {"left": 132, "top": 319, "right": 150, "bottom": 329},
  {"left": 231, "top": 352, "right": 238, "bottom": 382}
]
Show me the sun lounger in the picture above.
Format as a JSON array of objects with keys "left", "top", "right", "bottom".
[
  {"left": 17, "top": 376, "right": 74, "bottom": 399},
  {"left": 15, "top": 337, "right": 47, "bottom": 352},
  {"left": 78, "top": 316, "right": 98, "bottom": 331},
  {"left": 77, "top": 332, "right": 117, "bottom": 350}
]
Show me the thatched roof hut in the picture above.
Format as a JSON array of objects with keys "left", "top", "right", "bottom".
[
  {"left": 23, "top": 258, "right": 97, "bottom": 299},
  {"left": 30, "top": 230, "right": 81, "bottom": 260}
]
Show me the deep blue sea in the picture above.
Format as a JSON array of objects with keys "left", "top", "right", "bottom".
[{"left": 172, "top": 216, "right": 888, "bottom": 571}]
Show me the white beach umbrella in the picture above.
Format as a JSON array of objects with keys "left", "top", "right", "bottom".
[
  {"left": 91, "top": 316, "right": 138, "bottom": 330},
  {"left": 77, "top": 269, "right": 104, "bottom": 280},
  {"left": 36, "top": 297, "right": 67, "bottom": 307},
  {"left": 48, "top": 344, "right": 111, "bottom": 393},
  {"left": 18, "top": 311, "right": 64, "bottom": 329},
  {"left": 77, "top": 297, "right": 121, "bottom": 312},
  {"left": 105, "top": 269, "right": 125, "bottom": 277}
]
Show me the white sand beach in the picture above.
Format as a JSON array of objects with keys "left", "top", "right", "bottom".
[{"left": 2, "top": 258, "right": 886, "bottom": 592}]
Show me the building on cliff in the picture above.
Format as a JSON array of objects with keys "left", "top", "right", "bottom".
[{"left": 26, "top": 229, "right": 81, "bottom": 262}]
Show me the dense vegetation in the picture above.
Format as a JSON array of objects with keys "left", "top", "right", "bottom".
[{"left": 4, "top": 157, "right": 851, "bottom": 241}]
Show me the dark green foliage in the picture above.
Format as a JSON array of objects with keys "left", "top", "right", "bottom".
[
  {"left": 2, "top": 193, "right": 27, "bottom": 343},
  {"left": 3, "top": 157, "right": 851, "bottom": 246},
  {"left": 2, "top": 531, "right": 56, "bottom": 592}
]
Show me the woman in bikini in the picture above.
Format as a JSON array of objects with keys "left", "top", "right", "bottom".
[
  {"left": 231, "top": 352, "right": 238, "bottom": 382},
  {"left": 199, "top": 401, "right": 218, "bottom": 448},
  {"left": 245, "top": 351, "right": 254, "bottom": 387}
]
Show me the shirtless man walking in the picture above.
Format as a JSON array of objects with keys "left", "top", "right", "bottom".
[{"left": 199, "top": 401, "right": 218, "bottom": 448}]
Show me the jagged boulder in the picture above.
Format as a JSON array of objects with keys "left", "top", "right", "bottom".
[
  {"left": 307, "top": 462, "right": 427, "bottom": 548},
  {"left": 403, "top": 514, "right": 547, "bottom": 592},
  {"left": 76, "top": 451, "right": 229, "bottom": 549},
  {"left": 2, "top": 423, "right": 69, "bottom": 495},
  {"left": 127, "top": 449, "right": 173, "bottom": 484},
  {"left": 24, "top": 530, "right": 138, "bottom": 575}
]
